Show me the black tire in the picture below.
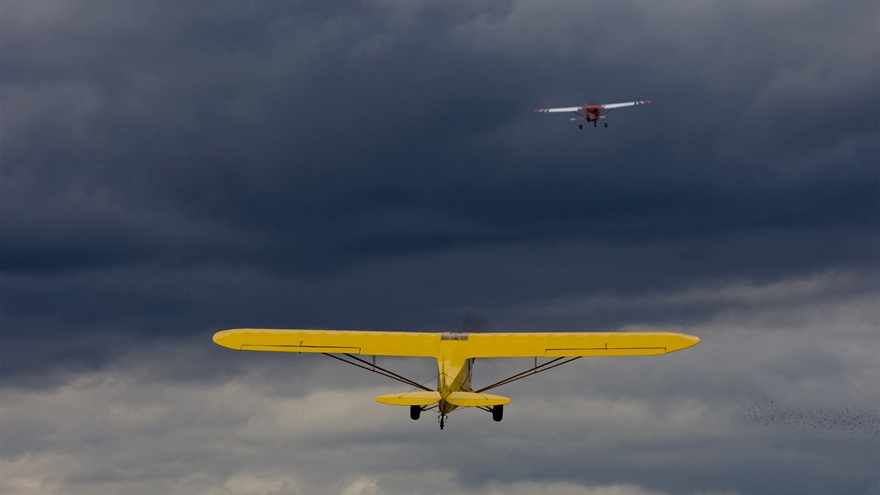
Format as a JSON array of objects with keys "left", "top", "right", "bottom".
[
  {"left": 492, "top": 405, "right": 503, "bottom": 422},
  {"left": 578, "top": 124, "right": 583, "bottom": 129},
  {"left": 410, "top": 405, "right": 421, "bottom": 420}
]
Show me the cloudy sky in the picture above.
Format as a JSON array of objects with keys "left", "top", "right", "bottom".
[{"left": 2, "top": 0, "right": 878, "bottom": 494}]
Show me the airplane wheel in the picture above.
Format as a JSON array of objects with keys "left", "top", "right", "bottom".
[
  {"left": 604, "top": 122, "right": 608, "bottom": 127},
  {"left": 578, "top": 124, "right": 583, "bottom": 130},
  {"left": 410, "top": 405, "right": 421, "bottom": 420},
  {"left": 492, "top": 405, "right": 503, "bottom": 422}
]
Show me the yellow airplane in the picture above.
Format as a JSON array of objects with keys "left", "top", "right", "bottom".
[{"left": 213, "top": 329, "right": 699, "bottom": 429}]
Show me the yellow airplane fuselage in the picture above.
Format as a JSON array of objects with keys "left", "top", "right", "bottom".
[{"left": 437, "top": 343, "right": 473, "bottom": 415}]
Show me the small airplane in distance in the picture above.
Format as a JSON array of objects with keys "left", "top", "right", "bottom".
[
  {"left": 214, "top": 328, "right": 699, "bottom": 429},
  {"left": 535, "top": 100, "right": 650, "bottom": 128}
]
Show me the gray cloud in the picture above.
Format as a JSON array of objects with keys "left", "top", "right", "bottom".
[{"left": 1, "top": 275, "right": 877, "bottom": 495}]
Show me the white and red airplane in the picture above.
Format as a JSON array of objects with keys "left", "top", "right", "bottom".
[{"left": 534, "top": 100, "right": 650, "bottom": 128}]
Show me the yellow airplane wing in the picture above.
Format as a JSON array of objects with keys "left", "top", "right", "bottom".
[
  {"left": 213, "top": 328, "right": 441, "bottom": 357},
  {"left": 214, "top": 329, "right": 698, "bottom": 358},
  {"left": 464, "top": 332, "right": 699, "bottom": 358}
]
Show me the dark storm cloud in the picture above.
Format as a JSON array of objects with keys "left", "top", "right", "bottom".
[
  {"left": 5, "top": 0, "right": 876, "bottom": 267},
  {"left": 4, "top": 0, "right": 876, "bottom": 278}
]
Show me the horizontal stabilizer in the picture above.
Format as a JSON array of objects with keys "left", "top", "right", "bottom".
[
  {"left": 446, "top": 392, "right": 510, "bottom": 407},
  {"left": 376, "top": 391, "right": 441, "bottom": 406}
]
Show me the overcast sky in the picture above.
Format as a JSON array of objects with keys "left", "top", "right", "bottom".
[{"left": 2, "top": 0, "right": 878, "bottom": 494}]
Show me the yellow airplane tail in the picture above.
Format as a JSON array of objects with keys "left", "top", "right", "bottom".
[
  {"left": 375, "top": 391, "right": 510, "bottom": 407},
  {"left": 446, "top": 392, "right": 510, "bottom": 407},
  {"left": 375, "top": 391, "right": 441, "bottom": 406}
]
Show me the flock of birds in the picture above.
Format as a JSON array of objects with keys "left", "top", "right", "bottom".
[{"left": 740, "top": 395, "right": 880, "bottom": 437}]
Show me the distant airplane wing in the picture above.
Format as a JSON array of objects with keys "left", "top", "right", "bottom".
[
  {"left": 213, "top": 329, "right": 440, "bottom": 357},
  {"left": 601, "top": 100, "right": 650, "bottom": 110},
  {"left": 534, "top": 106, "right": 584, "bottom": 113},
  {"left": 214, "top": 329, "right": 697, "bottom": 358},
  {"left": 464, "top": 332, "right": 697, "bottom": 358},
  {"left": 535, "top": 101, "right": 650, "bottom": 113}
]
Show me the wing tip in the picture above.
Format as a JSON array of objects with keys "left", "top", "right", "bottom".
[
  {"left": 213, "top": 329, "right": 242, "bottom": 350},
  {"left": 672, "top": 333, "right": 700, "bottom": 352}
]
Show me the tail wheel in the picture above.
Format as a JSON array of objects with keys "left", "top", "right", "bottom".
[
  {"left": 492, "top": 404, "right": 503, "bottom": 422},
  {"left": 410, "top": 405, "right": 421, "bottom": 420}
]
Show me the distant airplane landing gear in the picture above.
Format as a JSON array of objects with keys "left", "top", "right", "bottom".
[
  {"left": 578, "top": 123, "right": 583, "bottom": 129},
  {"left": 593, "top": 121, "right": 597, "bottom": 127},
  {"left": 604, "top": 122, "right": 608, "bottom": 127},
  {"left": 410, "top": 405, "right": 421, "bottom": 420},
  {"left": 492, "top": 405, "right": 504, "bottom": 422},
  {"left": 439, "top": 413, "right": 448, "bottom": 430}
]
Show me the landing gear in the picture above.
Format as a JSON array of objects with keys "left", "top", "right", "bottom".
[
  {"left": 578, "top": 123, "right": 583, "bottom": 129},
  {"left": 439, "top": 413, "right": 447, "bottom": 430},
  {"left": 410, "top": 405, "right": 421, "bottom": 420},
  {"left": 492, "top": 405, "right": 504, "bottom": 422},
  {"left": 593, "top": 121, "right": 597, "bottom": 127},
  {"left": 604, "top": 122, "right": 608, "bottom": 127}
]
